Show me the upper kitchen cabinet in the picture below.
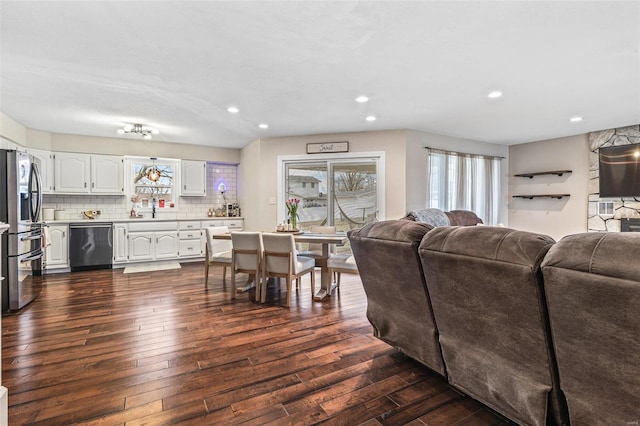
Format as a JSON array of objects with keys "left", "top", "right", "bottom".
[
  {"left": 181, "top": 160, "right": 206, "bottom": 196},
  {"left": 54, "top": 152, "right": 90, "bottom": 193},
  {"left": 26, "top": 148, "right": 55, "bottom": 193},
  {"left": 54, "top": 152, "right": 124, "bottom": 195},
  {"left": 91, "top": 154, "right": 124, "bottom": 194}
]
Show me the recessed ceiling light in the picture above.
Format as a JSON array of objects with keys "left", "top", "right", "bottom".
[
  {"left": 569, "top": 116, "right": 584, "bottom": 123},
  {"left": 366, "top": 115, "right": 377, "bottom": 122},
  {"left": 258, "top": 123, "right": 269, "bottom": 129},
  {"left": 488, "top": 91, "right": 503, "bottom": 99},
  {"left": 227, "top": 106, "right": 239, "bottom": 113},
  {"left": 355, "top": 95, "right": 369, "bottom": 103}
]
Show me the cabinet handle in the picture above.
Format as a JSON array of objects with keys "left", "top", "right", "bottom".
[
  {"left": 92, "top": 182, "right": 95, "bottom": 188},
  {"left": 84, "top": 182, "right": 87, "bottom": 188},
  {"left": 62, "top": 231, "right": 65, "bottom": 237},
  {"left": 184, "top": 185, "right": 187, "bottom": 190}
]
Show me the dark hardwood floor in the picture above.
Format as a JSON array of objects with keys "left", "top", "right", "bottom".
[{"left": 2, "top": 263, "right": 512, "bottom": 425}]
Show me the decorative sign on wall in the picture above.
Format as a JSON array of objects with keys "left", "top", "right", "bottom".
[{"left": 306, "top": 141, "right": 349, "bottom": 154}]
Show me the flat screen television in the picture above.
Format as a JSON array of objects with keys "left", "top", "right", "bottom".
[{"left": 599, "top": 143, "right": 640, "bottom": 197}]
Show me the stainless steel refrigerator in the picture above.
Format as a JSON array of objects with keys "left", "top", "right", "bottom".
[{"left": 1, "top": 149, "right": 44, "bottom": 312}]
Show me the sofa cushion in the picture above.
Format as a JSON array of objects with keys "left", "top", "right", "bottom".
[
  {"left": 348, "top": 220, "right": 446, "bottom": 375},
  {"left": 541, "top": 232, "right": 640, "bottom": 425},
  {"left": 444, "top": 209, "right": 484, "bottom": 226},
  {"left": 419, "top": 226, "right": 566, "bottom": 426}
]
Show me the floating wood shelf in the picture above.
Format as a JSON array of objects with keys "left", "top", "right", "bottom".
[
  {"left": 512, "top": 194, "right": 571, "bottom": 200},
  {"left": 514, "top": 170, "right": 572, "bottom": 178}
]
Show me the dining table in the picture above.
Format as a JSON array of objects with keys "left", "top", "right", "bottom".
[{"left": 213, "top": 231, "right": 348, "bottom": 301}]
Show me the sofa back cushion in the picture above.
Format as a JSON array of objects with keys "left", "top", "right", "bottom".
[
  {"left": 419, "top": 226, "right": 565, "bottom": 426},
  {"left": 348, "top": 220, "right": 446, "bottom": 375},
  {"left": 444, "top": 209, "right": 484, "bottom": 226},
  {"left": 541, "top": 232, "right": 640, "bottom": 425}
]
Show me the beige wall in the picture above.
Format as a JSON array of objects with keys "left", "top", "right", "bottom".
[
  {"left": 240, "top": 130, "right": 408, "bottom": 231},
  {"left": 509, "top": 134, "right": 589, "bottom": 240},
  {"left": 1, "top": 112, "right": 240, "bottom": 163},
  {"left": 406, "top": 130, "right": 510, "bottom": 224},
  {"left": 0, "top": 112, "right": 27, "bottom": 145},
  {"left": 240, "top": 129, "right": 510, "bottom": 231},
  {"left": 50, "top": 133, "right": 240, "bottom": 164}
]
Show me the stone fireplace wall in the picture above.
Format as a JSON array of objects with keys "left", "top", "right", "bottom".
[{"left": 588, "top": 125, "right": 640, "bottom": 232}]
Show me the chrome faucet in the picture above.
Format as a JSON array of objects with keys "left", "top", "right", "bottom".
[{"left": 152, "top": 204, "right": 156, "bottom": 219}]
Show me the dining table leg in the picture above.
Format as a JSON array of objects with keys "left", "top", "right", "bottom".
[{"left": 313, "top": 243, "right": 337, "bottom": 301}]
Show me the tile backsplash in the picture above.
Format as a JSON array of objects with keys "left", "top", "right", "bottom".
[{"left": 42, "top": 163, "right": 238, "bottom": 220}]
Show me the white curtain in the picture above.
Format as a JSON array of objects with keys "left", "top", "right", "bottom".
[{"left": 427, "top": 150, "right": 501, "bottom": 225}]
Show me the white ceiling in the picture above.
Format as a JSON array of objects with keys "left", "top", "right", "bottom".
[{"left": 1, "top": 1, "right": 639, "bottom": 149}]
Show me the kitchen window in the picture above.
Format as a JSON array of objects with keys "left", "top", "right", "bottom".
[{"left": 125, "top": 157, "right": 180, "bottom": 211}]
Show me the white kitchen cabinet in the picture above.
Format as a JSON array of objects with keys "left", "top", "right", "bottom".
[
  {"left": 53, "top": 152, "right": 124, "bottom": 195},
  {"left": 128, "top": 232, "right": 154, "bottom": 261},
  {"left": 45, "top": 225, "right": 69, "bottom": 269},
  {"left": 127, "top": 222, "right": 179, "bottom": 262},
  {"left": 54, "top": 152, "right": 90, "bottom": 193},
  {"left": 181, "top": 160, "right": 207, "bottom": 196},
  {"left": 155, "top": 231, "right": 179, "bottom": 259},
  {"left": 113, "top": 223, "right": 128, "bottom": 263},
  {"left": 91, "top": 154, "right": 124, "bottom": 194},
  {"left": 26, "top": 148, "right": 55, "bottom": 193},
  {"left": 179, "top": 229, "right": 202, "bottom": 258}
]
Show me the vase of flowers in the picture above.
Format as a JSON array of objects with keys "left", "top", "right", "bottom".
[{"left": 285, "top": 198, "right": 300, "bottom": 231}]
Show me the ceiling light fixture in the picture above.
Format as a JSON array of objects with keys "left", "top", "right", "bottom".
[
  {"left": 355, "top": 95, "right": 369, "bottom": 103},
  {"left": 569, "top": 116, "right": 584, "bottom": 123},
  {"left": 117, "top": 123, "right": 158, "bottom": 139},
  {"left": 258, "top": 123, "right": 269, "bottom": 129},
  {"left": 146, "top": 157, "right": 160, "bottom": 182},
  {"left": 227, "top": 106, "right": 239, "bottom": 113},
  {"left": 366, "top": 115, "right": 377, "bottom": 122},
  {"left": 488, "top": 91, "right": 503, "bottom": 99}
]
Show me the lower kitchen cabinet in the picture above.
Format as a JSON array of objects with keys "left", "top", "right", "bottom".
[
  {"left": 128, "top": 233, "right": 154, "bottom": 261},
  {"left": 179, "top": 229, "right": 202, "bottom": 258},
  {"left": 45, "top": 225, "right": 69, "bottom": 270},
  {"left": 113, "top": 223, "right": 128, "bottom": 263},
  {"left": 155, "top": 232, "right": 179, "bottom": 259},
  {"left": 128, "top": 231, "right": 179, "bottom": 261}
]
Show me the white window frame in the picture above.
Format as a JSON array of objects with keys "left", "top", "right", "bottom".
[
  {"left": 277, "top": 151, "right": 386, "bottom": 225},
  {"left": 125, "top": 156, "right": 181, "bottom": 212}
]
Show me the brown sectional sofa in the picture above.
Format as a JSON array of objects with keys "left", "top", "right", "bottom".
[
  {"left": 348, "top": 220, "right": 445, "bottom": 375},
  {"left": 348, "top": 220, "right": 640, "bottom": 426},
  {"left": 542, "top": 233, "right": 640, "bottom": 426}
]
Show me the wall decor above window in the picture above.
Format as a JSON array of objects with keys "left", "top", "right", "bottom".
[{"left": 306, "top": 141, "right": 349, "bottom": 154}]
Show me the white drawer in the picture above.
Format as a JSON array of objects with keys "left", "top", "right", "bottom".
[
  {"left": 179, "top": 239, "right": 202, "bottom": 257},
  {"left": 179, "top": 221, "right": 201, "bottom": 230},
  {"left": 224, "top": 219, "right": 244, "bottom": 229},
  {"left": 128, "top": 221, "right": 178, "bottom": 232},
  {"left": 201, "top": 219, "right": 225, "bottom": 228},
  {"left": 179, "top": 230, "right": 201, "bottom": 240}
]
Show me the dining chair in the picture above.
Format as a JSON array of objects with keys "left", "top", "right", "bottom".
[
  {"left": 204, "top": 226, "right": 232, "bottom": 290},
  {"left": 230, "top": 231, "right": 263, "bottom": 300},
  {"left": 327, "top": 253, "right": 359, "bottom": 289},
  {"left": 297, "top": 225, "right": 337, "bottom": 257},
  {"left": 262, "top": 233, "right": 316, "bottom": 306}
]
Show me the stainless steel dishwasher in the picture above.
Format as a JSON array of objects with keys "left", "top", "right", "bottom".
[{"left": 69, "top": 222, "right": 113, "bottom": 271}]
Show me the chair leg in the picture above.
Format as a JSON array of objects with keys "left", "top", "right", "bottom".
[
  {"left": 310, "top": 269, "right": 315, "bottom": 296},
  {"left": 222, "top": 266, "right": 227, "bottom": 284},
  {"left": 285, "top": 277, "right": 293, "bottom": 307},
  {"left": 337, "top": 272, "right": 341, "bottom": 288},
  {"left": 204, "top": 262, "right": 210, "bottom": 289},
  {"left": 230, "top": 270, "right": 237, "bottom": 300}
]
